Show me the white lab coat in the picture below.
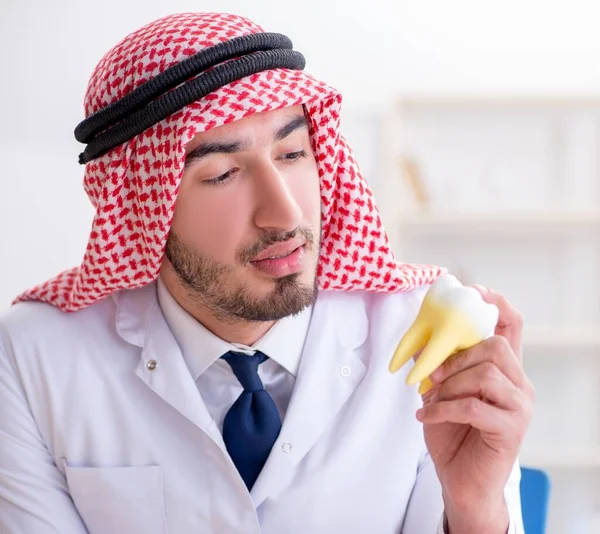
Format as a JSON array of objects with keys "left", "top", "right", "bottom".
[{"left": 0, "top": 281, "right": 523, "bottom": 533}]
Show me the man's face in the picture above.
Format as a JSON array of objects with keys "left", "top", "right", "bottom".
[{"left": 163, "top": 105, "right": 322, "bottom": 322}]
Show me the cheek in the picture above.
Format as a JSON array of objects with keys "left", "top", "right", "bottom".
[
  {"left": 170, "top": 186, "right": 249, "bottom": 261},
  {"left": 289, "top": 163, "right": 321, "bottom": 223}
]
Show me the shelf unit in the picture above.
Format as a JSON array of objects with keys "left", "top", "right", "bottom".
[{"left": 380, "top": 95, "right": 600, "bottom": 534}]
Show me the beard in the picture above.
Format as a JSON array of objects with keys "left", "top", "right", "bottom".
[{"left": 164, "top": 225, "right": 319, "bottom": 323}]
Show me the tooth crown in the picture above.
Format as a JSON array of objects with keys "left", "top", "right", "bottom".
[
  {"left": 389, "top": 274, "right": 499, "bottom": 393},
  {"left": 424, "top": 276, "right": 498, "bottom": 340}
]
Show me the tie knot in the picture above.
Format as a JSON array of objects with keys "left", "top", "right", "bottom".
[{"left": 221, "top": 351, "right": 267, "bottom": 392}]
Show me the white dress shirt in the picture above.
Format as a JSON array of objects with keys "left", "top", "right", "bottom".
[
  {"left": 0, "top": 281, "right": 523, "bottom": 533},
  {"left": 156, "top": 277, "right": 310, "bottom": 431}
]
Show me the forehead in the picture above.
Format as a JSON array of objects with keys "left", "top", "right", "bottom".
[{"left": 184, "top": 105, "right": 306, "bottom": 153}]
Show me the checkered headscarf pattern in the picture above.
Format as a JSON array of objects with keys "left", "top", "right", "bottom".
[{"left": 13, "top": 12, "right": 443, "bottom": 311}]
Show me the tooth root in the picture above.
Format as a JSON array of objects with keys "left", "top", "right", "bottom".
[
  {"left": 418, "top": 377, "right": 434, "bottom": 395},
  {"left": 392, "top": 274, "right": 496, "bottom": 393},
  {"left": 406, "top": 326, "right": 459, "bottom": 385},
  {"left": 389, "top": 317, "right": 430, "bottom": 373}
]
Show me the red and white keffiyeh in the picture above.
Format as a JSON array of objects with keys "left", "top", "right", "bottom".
[{"left": 13, "top": 12, "right": 443, "bottom": 312}]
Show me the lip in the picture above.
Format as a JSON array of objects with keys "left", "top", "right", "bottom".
[
  {"left": 250, "top": 238, "right": 306, "bottom": 262},
  {"left": 249, "top": 244, "right": 306, "bottom": 278}
]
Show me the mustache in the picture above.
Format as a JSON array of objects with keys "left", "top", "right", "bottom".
[{"left": 240, "top": 225, "right": 315, "bottom": 263}]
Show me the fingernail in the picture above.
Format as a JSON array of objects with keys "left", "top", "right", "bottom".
[{"left": 416, "top": 408, "right": 424, "bottom": 421}]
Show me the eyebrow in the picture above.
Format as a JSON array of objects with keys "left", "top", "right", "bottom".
[
  {"left": 274, "top": 114, "right": 308, "bottom": 142},
  {"left": 184, "top": 114, "right": 308, "bottom": 167}
]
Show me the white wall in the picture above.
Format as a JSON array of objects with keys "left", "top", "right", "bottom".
[{"left": 2, "top": 0, "right": 600, "bottom": 308}]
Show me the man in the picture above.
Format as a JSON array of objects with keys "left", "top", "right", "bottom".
[{"left": 0, "top": 12, "right": 533, "bottom": 534}]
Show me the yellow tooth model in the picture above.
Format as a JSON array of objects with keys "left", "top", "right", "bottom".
[{"left": 389, "top": 274, "right": 499, "bottom": 394}]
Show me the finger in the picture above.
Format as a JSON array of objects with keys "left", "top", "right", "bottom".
[
  {"left": 473, "top": 285, "right": 523, "bottom": 361},
  {"left": 421, "top": 384, "right": 438, "bottom": 406},
  {"left": 430, "top": 335, "right": 525, "bottom": 389},
  {"left": 416, "top": 397, "right": 515, "bottom": 434},
  {"left": 406, "top": 328, "right": 459, "bottom": 385},
  {"left": 436, "top": 362, "right": 524, "bottom": 411},
  {"left": 389, "top": 318, "right": 430, "bottom": 373}
]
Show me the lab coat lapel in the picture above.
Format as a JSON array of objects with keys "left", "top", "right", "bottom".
[
  {"left": 251, "top": 292, "right": 368, "bottom": 507},
  {"left": 115, "top": 283, "right": 225, "bottom": 448}
]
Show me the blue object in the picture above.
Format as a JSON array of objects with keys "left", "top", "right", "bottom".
[
  {"left": 221, "top": 351, "right": 282, "bottom": 490},
  {"left": 520, "top": 466, "right": 551, "bottom": 534}
]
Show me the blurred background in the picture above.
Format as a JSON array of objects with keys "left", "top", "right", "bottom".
[{"left": 1, "top": 1, "right": 599, "bottom": 532}]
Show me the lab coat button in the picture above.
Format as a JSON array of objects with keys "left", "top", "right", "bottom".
[
  {"left": 147, "top": 360, "right": 157, "bottom": 371},
  {"left": 340, "top": 365, "right": 351, "bottom": 377},
  {"left": 282, "top": 442, "right": 292, "bottom": 453}
]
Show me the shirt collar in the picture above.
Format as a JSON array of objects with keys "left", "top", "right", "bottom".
[{"left": 156, "top": 276, "right": 312, "bottom": 380}]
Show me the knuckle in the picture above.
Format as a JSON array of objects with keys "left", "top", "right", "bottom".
[
  {"left": 480, "top": 361, "right": 500, "bottom": 383},
  {"left": 487, "top": 335, "right": 510, "bottom": 360},
  {"left": 512, "top": 389, "right": 527, "bottom": 411},
  {"left": 512, "top": 391, "right": 534, "bottom": 429},
  {"left": 464, "top": 398, "right": 480, "bottom": 417}
]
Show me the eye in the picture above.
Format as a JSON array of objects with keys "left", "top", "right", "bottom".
[
  {"left": 204, "top": 168, "right": 238, "bottom": 186},
  {"left": 279, "top": 150, "right": 307, "bottom": 162}
]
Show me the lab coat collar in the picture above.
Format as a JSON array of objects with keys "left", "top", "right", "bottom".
[
  {"left": 113, "top": 282, "right": 223, "bottom": 444},
  {"left": 114, "top": 282, "right": 370, "bottom": 507}
]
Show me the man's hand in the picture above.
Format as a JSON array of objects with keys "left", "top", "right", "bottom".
[{"left": 415, "top": 286, "right": 535, "bottom": 534}]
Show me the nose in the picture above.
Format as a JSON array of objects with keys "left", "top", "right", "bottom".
[{"left": 252, "top": 161, "right": 303, "bottom": 232}]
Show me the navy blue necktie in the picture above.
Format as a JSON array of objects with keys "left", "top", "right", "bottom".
[{"left": 221, "top": 351, "right": 282, "bottom": 490}]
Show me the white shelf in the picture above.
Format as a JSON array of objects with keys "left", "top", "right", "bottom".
[
  {"left": 520, "top": 447, "right": 600, "bottom": 469},
  {"left": 523, "top": 326, "right": 600, "bottom": 352},
  {"left": 398, "top": 95, "right": 600, "bottom": 109},
  {"left": 398, "top": 211, "right": 600, "bottom": 236}
]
